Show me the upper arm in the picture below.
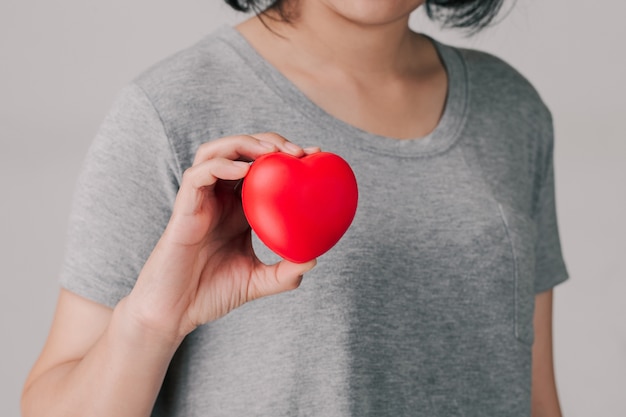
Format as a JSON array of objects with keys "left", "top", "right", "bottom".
[
  {"left": 23, "top": 289, "right": 113, "bottom": 394},
  {"left": 531, "top": 289, "right": 563, "bottom": 417}
]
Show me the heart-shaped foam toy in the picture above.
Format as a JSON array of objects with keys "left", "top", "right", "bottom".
[{"left": 242, "top": 151, "right": 358, "bottom": 263}]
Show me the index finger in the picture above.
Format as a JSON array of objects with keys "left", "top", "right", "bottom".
[
  {"left": 192, "top": 135, "right": 277, "bottom": 166},
  {"left": 192, "top": 133, "right": 305, "bottom": 167}
]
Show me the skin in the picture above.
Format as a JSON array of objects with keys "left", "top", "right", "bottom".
[
  {"left": 21, "top": 1, "right": 563, "bottom": 416},
  {"left": 241, "top": 0, "right": 447, "bottom": 139},
  {"left": 532, "top": 290, "right": 564, "bottom": 417}
]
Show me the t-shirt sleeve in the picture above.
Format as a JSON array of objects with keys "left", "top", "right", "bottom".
[
  {"left": 59, "top": 83, "right": 181, "bottom": 308},
  {"left": 533, "top": 122, "right": 569, "bottom": 293}
]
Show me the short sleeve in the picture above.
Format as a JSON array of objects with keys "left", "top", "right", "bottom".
[
  {"left": 533, "top": 127, "right": 569, "bottom": 293},
  {"left": 59, "top": 84, "right": 181, "bottom": 308}
]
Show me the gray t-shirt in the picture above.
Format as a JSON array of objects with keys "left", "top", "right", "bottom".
[{"left": 60, "top": 26, "right": 568, "bottom": 416}]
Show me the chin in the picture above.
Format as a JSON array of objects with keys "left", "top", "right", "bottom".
[{"left": 320, "top": 0, "right": 425, "bottom": 26}]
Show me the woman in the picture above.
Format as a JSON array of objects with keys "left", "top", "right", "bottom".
[{"left": 22, "top": 0, "right": 568, "bottom": 416}]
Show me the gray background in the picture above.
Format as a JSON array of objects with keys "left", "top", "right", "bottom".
[{"left": 1, "top": 1, "right": 624, "bottom": 416}]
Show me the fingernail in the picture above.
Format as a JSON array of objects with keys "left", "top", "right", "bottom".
[
  {"left": 303, "top": 259, "right": 317, "bottom": 272},
  {"left": 303, "top": 146, "right": 321, "bottom": 154}
]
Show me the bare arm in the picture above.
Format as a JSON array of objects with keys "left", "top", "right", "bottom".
[
  {"left": 21, "top": 289, "right": 178, "bottom": 417},
  {"left": 22, "top": 134, "right": 317, "bottom": 417},
  {"left": 531, "top": 289, "right": 563, "bottom": 417}
]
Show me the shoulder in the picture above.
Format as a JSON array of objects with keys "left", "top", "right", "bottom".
[
  {"left": 454, "top": 46, "right": 552, "bottom": 130},
  {"left": 429, "top": 38, "right": 554, "bottom": 150},
  {"left": 133, "top": 26, "right": 248, "bottom": 110},
  {"left": 119, "top": 26, "right": 263, "bottom": 168},
  {"left": 437, "top": 45, "right": 557, "bottom": 212},
  {"left": 458, "top": 48, "right": 544, "bottom": 100}
]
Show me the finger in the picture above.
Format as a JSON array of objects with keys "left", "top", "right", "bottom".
[
  {"left": 193, "top": 135, "right": 277, "bottom": 166},
  {"left": 247, "top": 259, "right": 317, "bottom": 301},
  {"left": 183, "top": 158, "right": 250, "bottom": 190},
  {"left": 174, "top": 159, "right": 250, "bottom": 216},
  {"left": 303, "top": 146, "right": 321, "bottom": 155},
  {"left": 249, "top": 132, "right": 305, "bottom": 157}
]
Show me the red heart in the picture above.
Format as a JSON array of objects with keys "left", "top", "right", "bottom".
[{"left": 242, "top": 152, "right": 358, "bottom": 263}]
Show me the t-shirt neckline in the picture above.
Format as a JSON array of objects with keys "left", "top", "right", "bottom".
[{"left": 216, "top": 25, "right": 468, "bottom": 157}]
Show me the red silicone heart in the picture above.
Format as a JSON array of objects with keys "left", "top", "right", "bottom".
[{"left": 242, "top": 151, "right": 358, "bottom": 263}]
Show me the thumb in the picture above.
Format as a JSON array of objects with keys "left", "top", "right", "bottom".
[{"left": 247, "top": 259, "right": 317, "bottom": 301}]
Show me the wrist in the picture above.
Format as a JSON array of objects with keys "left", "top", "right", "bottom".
[{"left": 114, "top": 295, "right": 187, "bottom": 354}]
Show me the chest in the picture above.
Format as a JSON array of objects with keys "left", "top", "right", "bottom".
[{"left": 294, "top": 71, "right": 448, "bottom": 140}]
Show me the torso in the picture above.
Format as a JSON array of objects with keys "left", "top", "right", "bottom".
[{"left": 62, "top": 24, "right": 567, "bottom": 416}]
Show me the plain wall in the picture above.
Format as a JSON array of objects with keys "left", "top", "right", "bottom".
[{"left": 1, "top": 1, "right": 624, "bottom": 416}]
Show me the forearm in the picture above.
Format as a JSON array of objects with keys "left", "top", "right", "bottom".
[
  {"left": 531, "top": 290, "right": 563, "bottom": 417},
  {"left": 22, "top": 297, "right": 181, "bottom": 417}
]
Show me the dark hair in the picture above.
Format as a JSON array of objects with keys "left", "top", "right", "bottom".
[
  {"left": 425, "top": 0, "right": 505, "bottom": 31},
  {"left": 223, "top": 0, "right": 505, "bottom": 32}
]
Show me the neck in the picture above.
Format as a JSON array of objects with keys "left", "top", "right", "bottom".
[
  {"left": 262, "top": 1, "right": 423, "bottom": 77},
  {"left": 235, "top": 1, "right": 447, "bottom": 140}
]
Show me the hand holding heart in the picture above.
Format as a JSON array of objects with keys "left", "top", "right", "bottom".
[{"left": 126, "top": 133, "right": 321, "bottom": 341}]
